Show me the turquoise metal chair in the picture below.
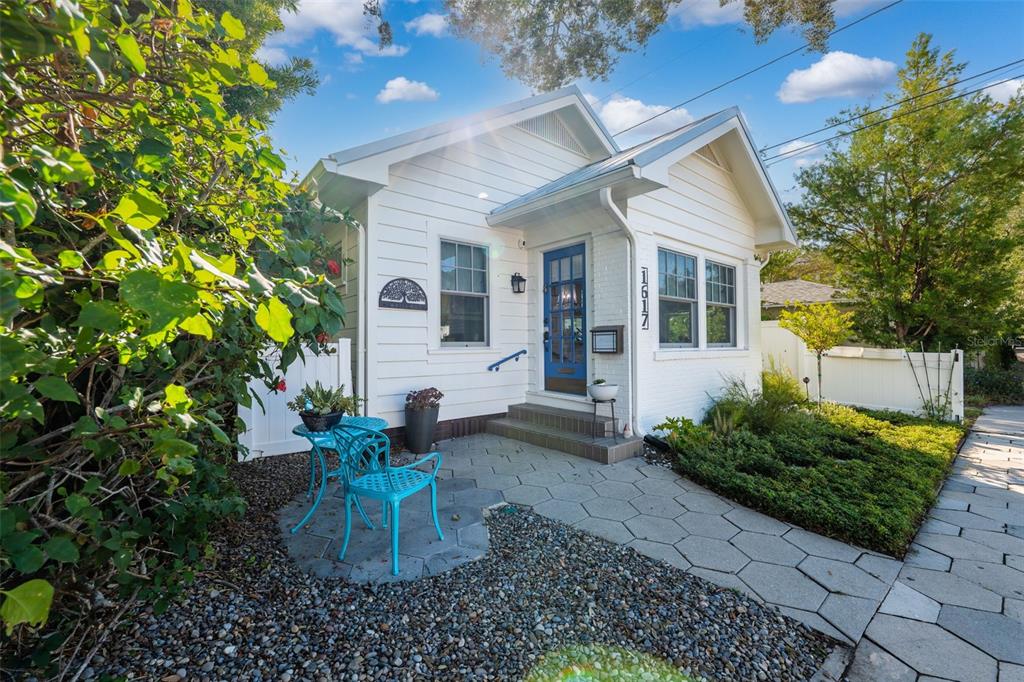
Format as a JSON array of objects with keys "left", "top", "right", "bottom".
[{"left": 332, "top": 424, "right": 444, "bottom": 575}]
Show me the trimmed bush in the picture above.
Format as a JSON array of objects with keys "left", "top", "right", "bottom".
[{"left": 965, "top": 366, "right": 1024, "bottom": 405}]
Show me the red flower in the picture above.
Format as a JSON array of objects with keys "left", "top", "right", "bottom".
[
  {"left": 275, "top": 378, "right": 286, "bottom": 392},
  {"left": 316, "top": 332, "right": 329, "bottom": 344},
  {"left": 326, "top": 259, "right": 341, "bottom": 276}
]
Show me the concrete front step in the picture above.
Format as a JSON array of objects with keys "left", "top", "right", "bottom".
[
  {"left": 507, "top": 402, "right": 617, "bottom": 437},
  {"left": 486, "top": 417, "right": 643, "bottom": 464}
]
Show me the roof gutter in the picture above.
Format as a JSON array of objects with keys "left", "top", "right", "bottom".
[
  {"left": 487, "top": 165, "right": 638, "bottom": 226},
  {"left": 599, "top": 187, "right": 641, "bottom": 438}
]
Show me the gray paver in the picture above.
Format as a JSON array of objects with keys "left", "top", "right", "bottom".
[
  {"left": 819, "top": 593, "right": 877, "bottom": 641},
  {"left": 688, "top": 567, "right": 755, "bottom": 595},
  {"left": 964, "top": 528, "right": 1024, "bottom": 556},
  {"left": 776, "top": 606, "right": 847, "bottom": 641},
  {"left": 473, "top": 472, "right": 521, "bottom": 490},
  {"left": 919, "top": 517, "right": 961, "bottom": 535},
  {"left": 898, "top": 566, "right": 1004, "bottom": 612},
  {"left": 677, "top": 536, "right": 750, "bottom": 572},
  {"left": 582, "top": 497, "right": 639, "bottom": 521},
  {"left": 675, "top": 491, "right": 734, "bottom": 514},
  {"left": 855, "top": 553, "right": 902, "bottom": 585},
  {"left": 799, "top": 556, "right": 889, "bottom": 600},
  {"left": 592, "top": 479, "right": 642, "bottom": 500},
  {"left": 738, "top": 562, "right": 827, "bottom": 610},
  {"left": 676, "top": 511, "right": 741, "bottom": 539},
  {"left": 914, "top": 532, "right": 1006, "bottom": 563},
  {"left": 865, "top": 614, "right": 998, "bottom": 681},
  {"left": 630, "top": 494, "right": 686, "bottom": 518},
  {"left": 452, "top": 487, "right": 504, "bottom": 508},
  {"left": 730, "top": 531, "right": 807, "bottom": 566},
  {"left": 502, "top": 484, "right": 551, "bottom": 506},
  {"left": 627, "top": 539, "right": 692, "bottom": 571},
  {"left": 845, "top": 639, "right": 916, "bottom": 681},
  {"left": 600, "top": 461, "right": 646, "bottom": 482},
  {"left": 937, "top": 605, "right": 1024, "bottom": 665},
  {"left": 784, "top": 528, "right": 863, "bottom": 562},
  {"left": 574, "top": 517, "right": 635, "bottom": 545},
  {"left": 532, "top": 498, "right": 588, "bottom": 524},
  {"left": 1006, "top": 598, "right": 1024, "bottom": 624},
  {"left": 625, "top": 515, "right": 686, "bottom": 544},
  {"left": 456, "top": 523, "right": 489, "bottom": 550},
  {"left": 1001, "top": 663, "right": 1024, "bottom": 682},
  {"left": 635, "top": 476, "right": 687, "bottom": 497},
  {"left": 930, "top": 508, "right": 1007, "bottom": 531},
  {"left": 878, "top": 580, "right": 940, "bottom": 623},
  {"left": 724, "top": 507, "right": 790, "bottom": 535},
  {"left": 548, "top": 482, "right": 598, "bottom": 502},
  {"left": 904, "top": 543, "right": 953, "bottom": 571},
  {"left": 950, "top": 559, "right": 1024, "bottom": 600}
]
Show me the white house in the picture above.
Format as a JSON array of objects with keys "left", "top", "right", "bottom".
[{"left": 303, "top": 86, "right": 797, "bottom": 462}]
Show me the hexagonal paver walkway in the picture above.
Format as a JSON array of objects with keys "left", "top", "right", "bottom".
[
  {"left": 279, "top": 475, "right": 497, "bottom": 583},
  {"left": 425, "top": 431, "right": 898, "bottom": 647},
  {"left": 849, "top": 405, "right": 1024, "bottom": 682}
]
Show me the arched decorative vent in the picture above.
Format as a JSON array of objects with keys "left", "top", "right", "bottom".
[
  {"left": 379, "top": 278, "right": 427, "bottom": 310},
  {"left": 515, "top": 112, "right": 587, "bottom": 156},
  {"left": 695, "top": 144, "right": 728, "bottom": 170}
]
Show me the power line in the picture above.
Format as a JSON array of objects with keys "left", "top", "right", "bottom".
[
  {"left": 612, "top": 0, "right": 905, "bottom": 137},
  {"left": 762, "top": 74, "right": 1023, "bottom": 166},
  {"left": 760, "top": 58, "right": 1024, "bottom": 153}
]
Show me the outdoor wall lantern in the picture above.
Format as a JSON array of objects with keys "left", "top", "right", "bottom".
[{"left": 511, "top": 272, "right": 527, "bottom": 294}]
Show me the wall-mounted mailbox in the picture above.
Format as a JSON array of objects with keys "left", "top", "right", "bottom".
[{"left": 591, "top": 325, "right": 624, "bottom": 354}]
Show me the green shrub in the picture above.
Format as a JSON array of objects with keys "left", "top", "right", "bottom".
[
  {"left": 965, "top": 366, "right": 1024, "bottom": 405},
  {"left": 665, "top": 405, "right": 965, "bottom": 556},
  {"left": 653, "top": 416, "right": 713, "bottom": 452},
  {"left": 762, "top": 364, "right": 808, "bottom": 407},
  {"left": 703, "top": 371, "right": 804, "bottom": 436}
]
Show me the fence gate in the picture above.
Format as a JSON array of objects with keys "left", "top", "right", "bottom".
[{"left": 237, "top": 339, "right": 352, "bottom": 459}]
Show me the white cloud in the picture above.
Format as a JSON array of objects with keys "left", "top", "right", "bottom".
[
  {"left": 778, "top": 140, "right": 815, "bottom": 157},
  {"left": 586, "top": 94, "right": 695, "bottom": 146},
  {"left": 376, "top": 76, "right": 439, "bottom": 103},
  {"left": 404, "top": 13, "right": 448, "bottom": 37},
  {"left": 984, "top": 79, "right": 1022, "bottom": 104},
  {"left": 260, "top": 0, "right": 409, "bottom": 66},
  {"left": 777, "top": 51, "right": 897, "bottom": 103},
  {"left": 255, "top": 45, "right": 289, "bottom": 67},
  {"left": 673, "top": 0, "right": 886, "bottom": 28}
]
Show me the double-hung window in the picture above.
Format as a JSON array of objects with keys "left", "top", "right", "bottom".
[
  {"left": 658, "top": 248, "right": 698, "bottom": 347},
  {"left": 440, "top": 240, "right": 488, "bottom": 346},
  {"left": 706, "top": 260, "right": 737, "bottom": 347}
]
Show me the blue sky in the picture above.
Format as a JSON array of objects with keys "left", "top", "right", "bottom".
[{"left": 261, "top": 0, "right": 1024, "bottom": 201}]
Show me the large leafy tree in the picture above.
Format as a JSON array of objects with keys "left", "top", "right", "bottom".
[
  {"left": 0, "top": 0, "right": 351, "bottom": 671},
  {"left": 446, "top": 0, "right": 841, "bottom": 91},
  {"left": 790, "top": 34, "right": 1024, "bottom": 350}
]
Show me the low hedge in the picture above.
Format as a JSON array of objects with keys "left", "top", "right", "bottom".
[
  {"left": 965, "top": 366, "right": 1024, "bottom": 406},
  {"left": 656, "top": 404, "right": 965, "bottom": 556}
]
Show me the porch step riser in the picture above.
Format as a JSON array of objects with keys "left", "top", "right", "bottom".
[
  {"left": 486, "top": 418, "right": 643, "bottom": 465},
  {"left": 507, "top": 403, "right": 615, "bottom": 437}
]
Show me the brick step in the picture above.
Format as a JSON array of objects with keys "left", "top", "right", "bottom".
[
  {"left": 506, "top": 402, "right": 617, "bottom": 437},
  {"left": 486, "top": 417, "right": 643, "bottom": 465}
]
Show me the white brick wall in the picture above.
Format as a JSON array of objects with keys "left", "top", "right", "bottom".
[{"left": 589, "top": 230, "right": 632, "bottom": 427}]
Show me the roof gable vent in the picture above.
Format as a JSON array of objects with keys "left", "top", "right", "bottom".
[
  {"left": 515, "top": 112, "right": 587, "bottom": 156},
  {"left": 694, "top": 143, "right": 728, "bottom": 170}
]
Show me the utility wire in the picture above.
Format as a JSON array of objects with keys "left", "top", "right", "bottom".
[
  {"left": 760, "top": 58, "right": 1024, "bottom": 153},
  {"left": 762, "top": 73, "right": 1023, "bottom": 166},
  {"left": 612, "top": 0, "right": 905, "bottom": 137}
]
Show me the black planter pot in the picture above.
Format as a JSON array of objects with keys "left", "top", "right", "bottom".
[
  {"left": 405, "top": 406, "right": 439, "bottom": 454},
  {"left": 299, "top": 410, "right": 344, "bottom": 432}
]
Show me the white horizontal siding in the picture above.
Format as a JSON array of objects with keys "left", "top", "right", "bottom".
[{"left": 368, "top": 124, "right": 594, "bottom": 428}]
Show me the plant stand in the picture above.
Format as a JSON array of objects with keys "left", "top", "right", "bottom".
[{"left": 591, "top": 398, "right": 618, "bottom": 443}]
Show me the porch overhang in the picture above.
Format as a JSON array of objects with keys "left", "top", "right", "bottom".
[{"left": 300, "top": 159, "right": 383, "bottom": 213}]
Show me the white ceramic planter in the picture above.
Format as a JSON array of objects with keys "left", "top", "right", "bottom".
[{"left": 588, "top": 383, "right": 619, "bottom": 402}]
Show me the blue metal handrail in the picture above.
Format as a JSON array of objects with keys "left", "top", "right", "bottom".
[{"left": 488, "top": 349, "right": 527, "bottom": 372}]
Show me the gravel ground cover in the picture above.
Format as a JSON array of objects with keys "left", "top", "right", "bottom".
[{"left": 86, "top": 452, "right": 835, "bottom": 682}]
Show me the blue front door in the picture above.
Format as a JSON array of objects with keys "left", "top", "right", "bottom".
[{"left": 543, "top": 244, "right": 586, "bottom": 395}]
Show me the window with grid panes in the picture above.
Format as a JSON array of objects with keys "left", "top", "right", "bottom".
[
  {"left": 440, "top": 240, "right": 488, "bottom": 345},
  {"left": 658, "top": 248, "right": 698, "bottom": 347},
  {"left": 705, "top": 260, "right": 736, "bottom": 347}
]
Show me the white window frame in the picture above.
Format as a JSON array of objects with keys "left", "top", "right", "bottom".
[
  {"left": 705, "top": 259, "right": 737, "bottom": 348},
  {"left": 658, "top": 247, "right": 698, "bottom": 348},
  {"left": 440, "top": 239, "right": 489, "bottom": 347}
]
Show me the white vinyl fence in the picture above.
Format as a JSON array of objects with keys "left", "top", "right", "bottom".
[
  {"left": 762, "top": 321, "right": 964, "bottom": 421},
  {"left": 237, "top": 339, "right": 352, "bottom": 459}
]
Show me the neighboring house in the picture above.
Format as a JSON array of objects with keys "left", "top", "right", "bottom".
[
  {"left": 760, "top": 278, "right": 850, "bottom": 320},
  {"left": 304, "top": 86, "right": 797, "bottom": 462}
]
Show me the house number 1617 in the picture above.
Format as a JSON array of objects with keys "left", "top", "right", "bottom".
[{"left": 640, "top": 266, "right": 650, "bottom": 330}]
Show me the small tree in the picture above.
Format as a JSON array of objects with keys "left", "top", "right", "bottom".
[{"left": 779, "top": 302, "right": 853, "bottom": 403}]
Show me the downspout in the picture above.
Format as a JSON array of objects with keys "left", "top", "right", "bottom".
[
  {"left": 599, "top": 187, "right": 641, "bottom": 437},
  {"left": 354, "top": 218, "right": 369, "bottom": 416}
]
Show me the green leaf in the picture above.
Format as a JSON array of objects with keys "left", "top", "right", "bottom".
[
  {"left": 220, "top": 11, "right": 246, "bottom": 39},
  {"left": 43, "top": 536, "right": 79, "bottom": 563},
  {"left": 115, "top": 33, "right": 146, "bottom": 74},
  {"left": 120, "top": 270, "right": 199, "bottom": 334},
  {"left": 255, "top": 296, "right": 294, "bottom": 343},
  {"left": 32, "top": 146, "right": 94, "bottom": 184},
  {"left": 118, "top": 459, "right": 141, "bottom": 476},
  {"left": 58, "top": 250, "right": 85, "bottom": 269},
  {"left": 111, "top": 187, "right": 167, "bottom": 230},
  {"left": 0, "top": 176, "right": 37, "bottom": 228},
  {"left": 247, "top": 61, "right": 268, "bottom": 85},
  {"left": 76, "top": 300, "right": 121, "bottom": 333},
  {"left": 33, "top": 376, "right": 80, "bottom": 403},
  {"left": 1, "top": 579, "right": 54, "bottom": 636},
  {"left": 163, "top": 384, "right": 191, "bottom": 410},
  {"left": 11, "top": 546, "right": 44, "bottom": 574},
  {"left": 258, "top": 148, "right": 286, "bottom": 175},
  {"left": 180, "top": 314, "right": 213, "bottom": 339}
]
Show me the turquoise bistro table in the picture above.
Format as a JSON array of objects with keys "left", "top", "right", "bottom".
[{"left": 289, "top": 415, "right": 388, "bottom": 534}]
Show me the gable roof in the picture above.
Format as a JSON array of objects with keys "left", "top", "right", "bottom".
[{"left": 762, "top": 279, "right": 847, "bottom": 307}]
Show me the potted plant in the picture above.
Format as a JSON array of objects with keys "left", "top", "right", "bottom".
[
  {"left": 405, "top": 387, "right": 443, "bottom": 454},
  {"left": 588, "top": 378, "right": 619, "bottom": 402},
  {"left": 287, "top": 381, "right": 363, "bottom": 431}
]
